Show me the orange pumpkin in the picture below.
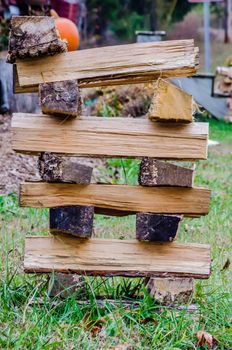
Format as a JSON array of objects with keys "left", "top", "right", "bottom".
[{"left": 51, "top": 9, "right": 79, "bottom": 51}]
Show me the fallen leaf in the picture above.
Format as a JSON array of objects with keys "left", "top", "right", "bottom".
[{"left": 197, "top": 330, "right": 218, "bottom": 348}]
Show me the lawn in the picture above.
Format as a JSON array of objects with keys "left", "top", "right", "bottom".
[{"left": 0, "top": 119, "right": 231, "bottom": 349}]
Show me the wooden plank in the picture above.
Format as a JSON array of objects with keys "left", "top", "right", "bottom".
[
  {"left": 7, "top": 16, "right": 67, "bottom": 63},
  {"left": 24, "top": 236, "right": 211, "bottom": 278},
  {"left": 19, "top": 183, "right": 211, "bottom": 216},
  {"left": 14, "top": 39, "right": 199, "bottom": 93},
  {"left": 148, "top": 79, "right": 193, "bottom": 123},
  {"left": 12, "top": 114, "right": 208, "bottom": 160},
  {"left": 139, "top": 159, "right": 194, "bottom": 187}
]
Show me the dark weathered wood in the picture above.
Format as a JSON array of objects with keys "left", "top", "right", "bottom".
[
  {"left": 7, "top": 16, "right": 67, "bottom": 63},
  {"left": 136, "top": 213, "right": 183, "bottom": 242},
  {"left": 39, "top": 153, "right": 93, "bottom": 183},
  {"left": 94, "top": 207, "right": 135, "bottom": 217},
  {"left": 24, "top": 236, "right": 211, "bottom": 279},
  {"left": 39, "top": 80, "right": 82, "bottom": 117},
  {"left": 50, "top": 206, "right": 94, "bottom": 237},
  {"left": 139, "top": 158, "right": 194, "bottom": 187}
]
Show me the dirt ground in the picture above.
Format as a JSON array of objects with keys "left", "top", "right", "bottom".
[{"left": 0, "top": 112, "right": 40, "bottom": 194}]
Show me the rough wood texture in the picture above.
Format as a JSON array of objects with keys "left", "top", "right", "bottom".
[
  {"left": 39, "top": 80, "right": 82, "bottom": 117},
  {"left": 7, "top": 16, "right": 67, "bottom": 64},
  {"left": 48, "top": 273, "right": 85, "bottom": 298},
  {"left": 145, "top": 277, "right": 194, "bottom": 304},
  {"left": 136, "top": 213, "right": 183, "bottom": 242},
  {"left": 50, "top": 206, "right": 94, "bottom": 237},
  {"left": 12, "top": 114, "right": 208, "bottom": 160},
  {"left": 38, "top": 153, "right": 93, "bottom": 183},
  {"left": 139, "top": 159, "right": 194, "bottom": 187},
  {"left": 148, "top": 79, "right": 193, "bottom": 123},
  {"left": 24, "top": 236, "right": 211, "bottom": 278},
  {"left": 19, "top": 183, "right": 211, "bottom": 216},
  {"left": 14, "top": 39, "right": 199, "bottom": 93}
]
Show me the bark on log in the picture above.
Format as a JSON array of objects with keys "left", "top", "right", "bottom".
[
  {"left": 136, "top": 213, "right": 183, "bottom": 242},
  {"left": 7, "top": 16, "right": 67, "bottom": 63},
  {"left": 39, "top": 80, "right": 82, "bottom": 117},
  {"left": 147, "top": 78, "right": 193, "bottom": 123},
  {"left": 139, "top": 158, "right": 194, "bottom": 187},
  {"left": 38, "top": 152, "right": 93, "bottom": 183},
  {"left": 50, "top": 205, "right": 94, "bottom": 237}
]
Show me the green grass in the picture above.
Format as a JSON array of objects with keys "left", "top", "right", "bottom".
[{"left": 0, "top": 119, "right": 232, "bottom": 349}]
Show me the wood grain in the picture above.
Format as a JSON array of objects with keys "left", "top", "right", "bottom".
[
  {"left": 19, "top": 183, "right": 211, "bottom": 216},
  {"left": 14, "top": 39, "right": 199, "bottom": 93},
  {"left": 148, "top": 79, "right": 193, "bottom": 123},
  {"left": 12, "top": 114, "right": 208, "bottom": 160},
  {"left": 24, "top": 236, "right": 211, "bottom": 278}
]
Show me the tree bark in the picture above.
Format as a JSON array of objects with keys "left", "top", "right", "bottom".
[
  {"left": 138, "top": 158, "right": 194, "bottom": 187},
  {"left": 7, "top": 16, "right": 67, "bottom": 63},
  {"left": 39, "top": 80, "right": 82, "bottom": 117}
]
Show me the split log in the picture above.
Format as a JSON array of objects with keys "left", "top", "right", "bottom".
[
  {"left": 147, "top": 79, "right": 193, "bottom": 123},
  {"left": 7, "top": 16, "right": 67, "bottom": 63},
  {"left": 24, "top": 236, "right": 211, "bottom": 279},
  {"left": 14, "top": 39, "right": 199, "bottom": 93},
  {"left": 139, "top": 158, "right": 194, "bottom": 187},
  {"left": 136, "top": 213, "right": 183, "bottom": 242},
  {"left": 145, "top": 277, "right": 194, "bottom": 304},
  {"left": 38, "top": 152, "right": 92, "bottom": 183},
  {"left": 50, "top": 206, "right": 94, "bottom": 237},
  {"left": 12, "top": 114, "right": 209, "bottom": 160},
  {"left": 39, "top": 80, "right": 82, "bottom": 117},
  {"left": 19, "top": 183, "right": 211, "bottom": 216}
]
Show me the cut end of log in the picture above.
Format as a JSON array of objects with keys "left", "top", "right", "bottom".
[
  {"left": 139, "top": 158, "right": 194, "bottom": 187},
  {"left": 38, "top": 152, "right": 93, "bottom": 184},
  {"left": 146, "top": 277, "right": 194, "bottom": 304},
  {"left": 136, "top": 213, "right": 183, "bottom": 242},
  {"left": 7, "top": 16, "right": 67, "bottom": 63},
  {"left": 39, "top": 80, "right": 82, "bottom": 117},
  {"left": 147, "top": 78, "right": 193, "bottom": 123},
  {"left": 50, "top": 206, "right": 94, "bottom": 237}
]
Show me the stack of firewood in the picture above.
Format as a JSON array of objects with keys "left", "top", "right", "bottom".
[{"left": 8, "top": 16, "right": 211, "bottom": 303}]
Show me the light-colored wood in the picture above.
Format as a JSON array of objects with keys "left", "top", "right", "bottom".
[
  {"left": 24, "top": 236, "right": 211, "bottom": 278},
  {"left": 19, "top": 183, "right": 211, "bottom": 216},
  {"left": 14, "top": 40, "right": 199, "bottom": 93},
  {"left": 148, "top": 79, "right": 193, "bottom": 123},
  {"left": 7, "top": 16, "right": 67, "bottom": 63},
  {"left": 12, "top": 114, "right": 208, "bottom": 160}
]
